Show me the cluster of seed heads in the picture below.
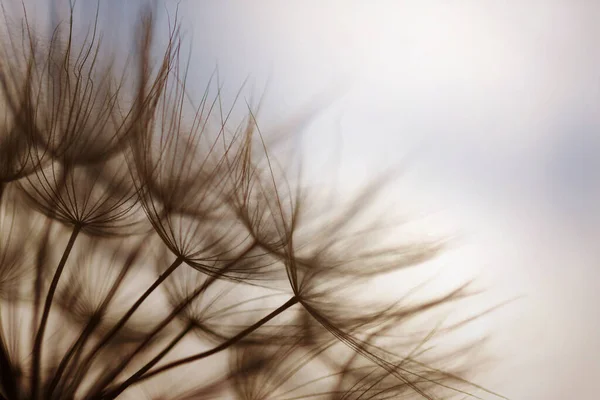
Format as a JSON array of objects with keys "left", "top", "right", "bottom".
[{"left": 0, "top": 3, "right": 503, "bottom": 400}]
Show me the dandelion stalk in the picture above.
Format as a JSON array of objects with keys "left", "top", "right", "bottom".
[
  {"left": 87, "top": 242, "right": 259, "bottom": 396},
  {"left": 67, "top": 256, "right": 185, "bottom": 393},
  {"left": 45, "top": 239, "right": 147, "bottom": 399},
  {"left": 111, "top": 295, "right": 300, "bottom": 396},
  {"left": 99, "top": 321, "right": 195, "bottom": 399},
  {"left": 0, "top": 323, "right": 18, "bottom": 400},
  {"left": 31, "top": 221, "right": 53, "bottom": 356},
  {"left": 30, "top": 224, "right": 81, "bottom": 400}
]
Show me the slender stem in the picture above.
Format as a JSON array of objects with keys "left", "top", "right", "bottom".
[
  {"left": 66, "top": 256, "right": 184, "bottom": 395},
  {"left": 0, "top": 312, "right": 19, "bottom": 400},
  {"left": 111, "top": 296, "right": 299, "bottom": 395},
  {"left": 45, "top": 318, "right": 99, "bottom": 400},
  {"left": 87, "top": 244, "right": 258, "bottom": 398},
  {"left": 32, "top": 221, "right": 52, "bottom": 348},
  {"left": 46, "top": 239, "right": 146, "bottom": 400},
  {"left": 31, "top": 225, "right": 81, "bottom": 400},
  {"left": 102, "top": 322, "right": 194, "bottom": 399}
]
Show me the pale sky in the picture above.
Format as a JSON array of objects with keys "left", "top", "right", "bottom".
[{"left": 6, "top": 1, "right": 600, "bottom": 398}]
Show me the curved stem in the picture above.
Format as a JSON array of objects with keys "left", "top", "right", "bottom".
[
  {"left": 103, "top": 322, "right": 193, "bottom": 399},
  {"left": 46, "top": 238, "right": 146, "bottom": 400},
  {"left": 105, "top": 296, "right": 299, "bottom": 398},
  {"left": 87, "top": 243, "right": 258, "bottom": 397},
  {"left": 46, "top": 318, "right": 99, "bottom": 399},
  {"left": 0, "top": 311, "right": 19, "bottom": 400},
  {"left": 31, "top": 225, "right": 81, "bottom": 400},
  {"left": 66, "top": 256, "right": 184, "bottom": 396},
  {"left": 31, "top": 221, "right": 52, "bottom": 347}
]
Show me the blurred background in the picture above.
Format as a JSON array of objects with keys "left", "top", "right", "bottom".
[{"left": 5, "top": 0, "right": 600, "bottom": 398}]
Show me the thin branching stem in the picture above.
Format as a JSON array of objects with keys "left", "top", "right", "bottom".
[
  {"left": 106, "top": 295, "right": 300, "bottom": 397},
  {"left": 31, "top": 220, "right": 53, "bottom": 351},
  {"left": 68, "top": 256, "right": 184, "bottom": 393},
  {"left": 0, "top": 318, "right": 18, "bottom": 400},
  {"left": 100, "top": 321, "right": 194, "bottom": 399},
  {"left": 30, "top": 224, "right": 81, "bottom": 400},
  {"left": 45, "top": 239, "right": 147, "bottom": 400},
  {"left": 86, "top": 242, "right": 259, "bottom": 396}
]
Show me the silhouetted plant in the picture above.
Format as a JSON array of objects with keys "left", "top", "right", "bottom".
[{"left": 0, "top": 2, "right": 506, "bottom": 400}]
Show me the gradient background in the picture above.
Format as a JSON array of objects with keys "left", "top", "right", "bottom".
[{"left": 5, "top": 1, "right": 600, "bottom": 398}]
